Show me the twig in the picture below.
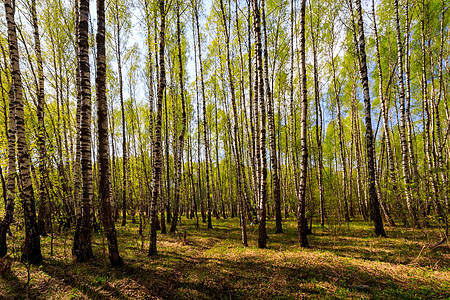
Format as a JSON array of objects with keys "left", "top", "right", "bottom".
[
  {"left": 279, "top": 245, "right": 287, "bottom": 260},
  {"left": 430, "top": 235, "right": 448, "bottom": 250},
  {"left": 409, "top": 244, "right": 427, "bottom": 265}
]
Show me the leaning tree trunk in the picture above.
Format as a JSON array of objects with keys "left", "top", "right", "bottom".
[
  {"left": 372, "top": 0, "right": 398, "bottom": 227},
  {"left": 31, "top": 0, "right": 51, "bottom": 237},
  {"left": 4, "top": 0, "right": 42, "bottom": 264},
  {"left": 73, "top": 0, "right": 94, "bottom": 262},
  {"left": 149, "top": 0, "right": 165, "bottom": 256},
  {"left": 350, "top": 0, "right": 386, "bottom": 237},
  {"left": 96, "top": 0, "right": 123, "bottom": 267}
]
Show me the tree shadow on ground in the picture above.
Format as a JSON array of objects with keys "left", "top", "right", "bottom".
[
  {"left": 1, "top": 218, "right": 449, "bottom": 299},
  {"left": 0, "top": 266, "right": 42, "bottom": 299}
]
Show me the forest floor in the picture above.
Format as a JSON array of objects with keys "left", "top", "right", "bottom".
[{"left": 0, "top": 216, "right": 449, "bottom": 299}]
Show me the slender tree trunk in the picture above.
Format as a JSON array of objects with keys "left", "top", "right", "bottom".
[
  {"left": 0, "top": 60, "right": 15, "bottom": 259},
  {"left": 187, "top": 132, "right": 199, "bottom": 227},
  {"left": 168, "top": 56, "right": 179, "bottom": 227},
  {"left": 110, "top": 99, "right": 119, "bottom": 221},
  {"left": 31, "top": 0, "right": 51, "bottom": 237},
  {"left": 170, "top": 1, "right": 187, "bottom": 233},
  {"left": 164, "top": 78, "right": 171, "bottom": 225},
  {"left": 191, "top": 13, "right": 205, "bottom": 224},
  {"left": 194, "top": 0, "right": 212, "bottom": 229},
  {"left": 252, "top": 0, "right": 268, "bottom": 249},
  {"left": 376, "top": 133, "right": 396, "bottom": 226},
  {"left": 296, "top": 0, "right": 309, "bottom": 247},
  {"left": 394, "top": 0, "right": 420, "bottom": 228},
  {"left": 96, "top": 0, "right": 123, "bottom": 267},
  {"left": 372, "top": 0, "right": 398, "bottom": 227},
  {"left": 420, "top": 0, "right": 444, "bottom": 221},
  {"left": 261, "top": 0, "right": 282, "bottom": 234},
  {"left": 219, "top": 0, "right": 247, "bottom": 246},
  {"left": 235, "top": 1, "right": 255, "bottom": 225},
  {"left": 289, "top": 0, "right": 300, "bottom": 213},
  {"left": 251, "top": 2, "right": 261, "bottom": 221},
  {"left": 72, "top": 0, "right": 82, "bottom": 233},
  {"left": 351, "top": 80, "right": 368, "bottom": 220},
  {"left": 149, "top": 0, "right": 165, "bottom": 256},
  {"left": 329, "top": 26, "right": 349, "bottom": 222},
  {"left": 435, "top": 0, "right": 449, "bottom": 215},
  {"left": 114, "top": 2, "right": 128, "bottom": 227},
  {"left": 350, "top": 0, "right": 386, "bottom": 237},
  {"left": 309, "top": 0, "right": 325, "bottom": 227},
  {"left": 73, "top": 0, "right": 94, "bottom": 262},
  {"left": 404, "top": 0, "right": 418, "bottom": 186},
  {"left": 214, "top": 96, "right": 225, "bottom": 220},
  {"left": 5, "top": 0, "right": 43, "bottom": 264}
]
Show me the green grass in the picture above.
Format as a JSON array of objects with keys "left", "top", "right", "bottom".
[{"left": 0, "top": 216, "right": 449, "bottom": 299}]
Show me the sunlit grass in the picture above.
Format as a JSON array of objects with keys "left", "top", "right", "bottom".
[{"left": 0, "top": 216, "right": 449, "bottom": 299}]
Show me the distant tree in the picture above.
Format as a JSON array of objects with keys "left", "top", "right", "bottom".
[
  {"left": 261, "top": 0, "right": 282, "bottom": 234},
  {"left": 109, "top": 0, "right": 131, "bottom": 227},
  {"left": 372, "top": 0, "right": 398, "bottom": 227},
  {"left": 309, "top": 0, "right": 325, "bottom": 227},
  {"left": 170, "top": 0, "right": 187, "bottom": 233},
  {"left": 219, "top": 0, "right": 248, "bottom": 246},
  {"left": 394, "top": 0, "right": 419, "bottom": 228},
  {"left": 194, "top": 0, "right": 213, "bottom": 229}
]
